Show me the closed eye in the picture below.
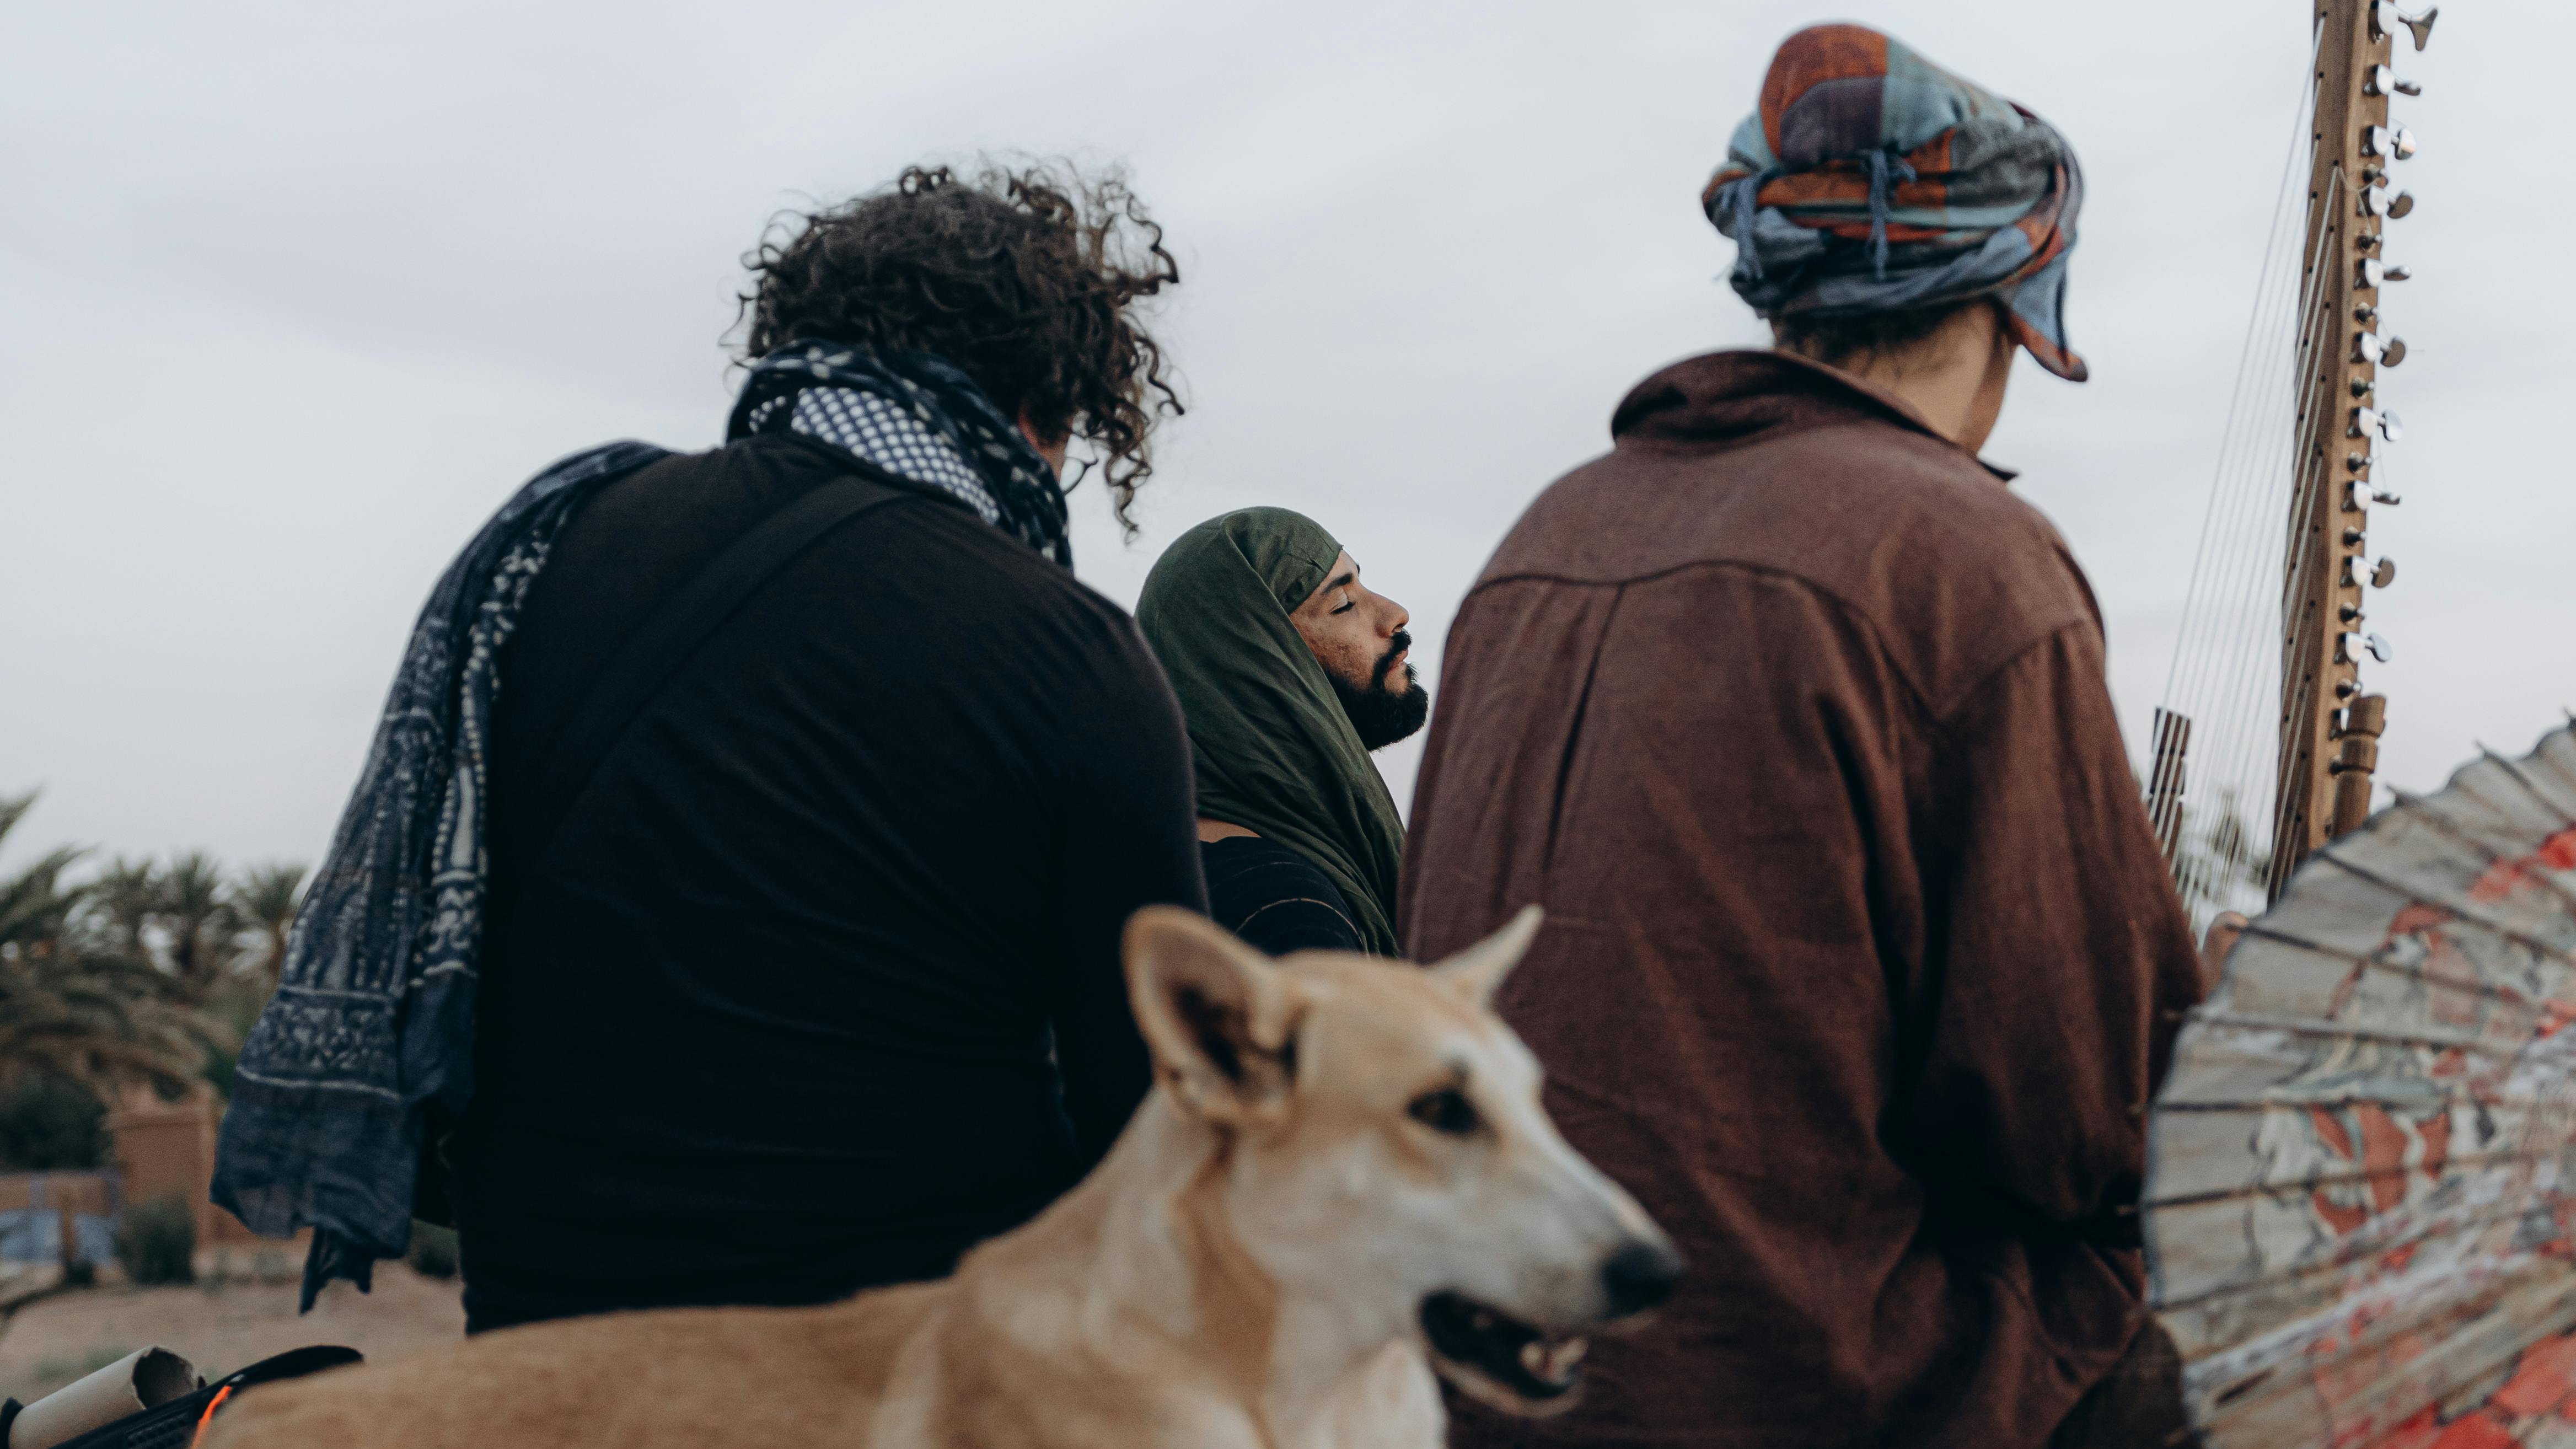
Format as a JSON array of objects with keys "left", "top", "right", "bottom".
[{"left": 1407, "top": 1086, "right": 1480, "bottom": 1136}]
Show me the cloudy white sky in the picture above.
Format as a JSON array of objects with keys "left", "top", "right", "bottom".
[{"left": 2, "top": 1, "right": 2561, "bottom": 877}]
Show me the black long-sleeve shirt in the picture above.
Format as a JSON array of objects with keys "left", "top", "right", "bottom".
[
  {"left": 450, "top": 434, "right": 1204, "bottom": 1333},
  {"left": 1200, "top": 837, "right": 1365, "bottom": 956}
]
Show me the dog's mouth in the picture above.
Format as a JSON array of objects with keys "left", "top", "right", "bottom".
[{"left": 1418, "top": 1292, "right": 1588, "bottom": 1415}]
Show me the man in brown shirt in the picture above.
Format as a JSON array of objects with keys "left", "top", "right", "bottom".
[{"left": 1398, "top": 25, "right": 2204, "bottom": 1449}]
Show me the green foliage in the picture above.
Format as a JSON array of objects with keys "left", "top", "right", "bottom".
[
  {"left": 0, "top": 1073, "right": 107, "bottom": 1170},
  {"left": 115, "top": 1195, "right": 196, "bottom": 1285},
  {"left": 154, "top": 852, "right": 238, "bottom": 996},
  {"left": 229, "top": 863, "right": 307, "bottom": 995},
  {"left": 406, "top": 1220, "right": 459, "bottom": 1279},
  {"left": 0, "top": 790, "right": 310, "bottom": 1101}
]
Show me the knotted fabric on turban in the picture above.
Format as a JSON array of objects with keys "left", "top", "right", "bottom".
[{"left": 1704, "top": 24, "right": 2089, "bottom": 382}]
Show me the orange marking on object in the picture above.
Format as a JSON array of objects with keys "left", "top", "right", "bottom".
[
  {"left": 2429, "top": 1409, "right": 2519, "bottom": 1448},
  {"left": 2418, "top": 1110, "right": 2452, "bottom": 1180},
  {"left": 2379, "top": 1404, "right": 2444, "bottom": 1449},
  {"left": 2314, "top": 1187, "right": 2370, "bottom": 1237},
  {"left": 2314, "top": 1105, "right": 2357, "bottom": 1160},
  {"left": 191, "top": 1384, "right": 234, "bottom": 1449},
  {"left": 2470, "top": 827, "right": 2576, "bottom": 903},
  {"left": 2358, "top": 1105, "right": 2408, "bottom": 1213},
  {"left": 2386, "top": 902, "right": 2457, "bottom": 943},
  {"left": 2491, "top": 1332, "right": 2576, "bottom": 1416}
]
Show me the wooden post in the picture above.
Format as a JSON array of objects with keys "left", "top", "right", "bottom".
[
  {"left": 2270, "top": 0, "right": 2391, "bottom": 897},
  {"left": 2330, "top": 693, "right": 2389, "bottom": 834},
  {"left": 2148, "top": 709, "right": 2192, "bottom": 868}
]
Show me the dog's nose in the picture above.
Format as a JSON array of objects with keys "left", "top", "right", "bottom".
[{"left": 1601, "top": 1238, "right": 1684, "bottom": 1317}]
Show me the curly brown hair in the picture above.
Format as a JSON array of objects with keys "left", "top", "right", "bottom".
[{"left": 735, "top": 162, "right": 1183, "bottom": 531}]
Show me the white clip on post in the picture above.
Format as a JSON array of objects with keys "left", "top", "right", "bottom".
[
  {"left": 2363, "top": 125, "right": 2421, "bottom": 162},
  {"left": 2364, "top": 64, "right": 2423, "bottom": 98},
  {"left": 2373, "top": 3, "right": 2438, "bottom": 51}
]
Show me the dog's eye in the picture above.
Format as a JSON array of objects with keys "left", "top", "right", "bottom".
[{"left": 1407, "top": 1087, "right": 1480, "bottom": 1137}]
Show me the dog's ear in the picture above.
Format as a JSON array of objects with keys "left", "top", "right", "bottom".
[
  {"left": 1124, "top": 907, "right": 1306, "bottom": 1125},
  {"left": 1430, "top": 905, "right": 1544, "bottom": 1007}
]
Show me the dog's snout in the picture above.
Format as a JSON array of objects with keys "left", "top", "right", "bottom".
[{"left": 1601, "top": 1238, "right": 1683, "bottom": 1317}]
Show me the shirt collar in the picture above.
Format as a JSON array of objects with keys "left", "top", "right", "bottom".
[{"left": 1609, "top": 348, "right": 2017, "bottom": 483}]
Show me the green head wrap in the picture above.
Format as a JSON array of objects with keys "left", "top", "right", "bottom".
[{"left": 1137, "top": 508, "right": 1405, "bottom": 956}]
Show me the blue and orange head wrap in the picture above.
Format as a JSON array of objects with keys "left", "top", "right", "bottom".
[{"left": 1705, "top": 24, "right": 2088, "bottom": 382}]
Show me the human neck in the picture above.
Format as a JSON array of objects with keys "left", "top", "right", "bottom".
[{"left": 1783, "top": 303, "right": 2015, "bottom": 455}]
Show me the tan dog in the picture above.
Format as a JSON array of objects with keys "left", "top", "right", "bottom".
[{"left": 208, "top": 906, "right": 1679, "bottom": 1449}]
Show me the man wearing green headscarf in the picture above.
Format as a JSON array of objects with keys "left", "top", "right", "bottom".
[{"left": 1137, "top": 508, "right": 1423, "bottom": 957}]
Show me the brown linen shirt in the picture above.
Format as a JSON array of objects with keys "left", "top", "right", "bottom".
[{"left": 1400, "top": 351, "right": 2204, "bottom": 1449}]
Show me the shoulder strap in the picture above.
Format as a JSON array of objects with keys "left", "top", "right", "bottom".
[{"left": 498, "top": 474, "right": 911, "bottom": 919}]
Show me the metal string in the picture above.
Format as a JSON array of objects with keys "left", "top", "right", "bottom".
[{"left": 2148, "top": 19, "right": 2338, "bottom": 927}]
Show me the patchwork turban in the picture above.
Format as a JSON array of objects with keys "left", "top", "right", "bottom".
[{"left": 1704, "top": 24, "right": 2089, "bottom": 382}]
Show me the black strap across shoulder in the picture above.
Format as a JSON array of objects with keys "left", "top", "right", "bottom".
[{"left": 498, "top": 471, "right": 910, "bottom": 919}]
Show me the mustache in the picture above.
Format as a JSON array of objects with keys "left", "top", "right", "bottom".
[{"left": 1372, "top": 630, "right": 1415, "bottom": 688}]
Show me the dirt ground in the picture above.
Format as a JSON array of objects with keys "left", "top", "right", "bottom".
[{"left": 0, "top": 1260, "right": 464, "bottom": 1404}]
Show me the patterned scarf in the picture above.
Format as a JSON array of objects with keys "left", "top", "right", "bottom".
[
  {"left": 214, "top": 346, "right": 1065, "bottom": 1306},
  {"left": 1702, "top": 24, "right": 2089, "bottom": 382},
  {"left": 731, "top": 342, "right": 1071, "bottom": 566},
  {"left": 213, "top": 438, "right": 672, "bottom": 1306}
]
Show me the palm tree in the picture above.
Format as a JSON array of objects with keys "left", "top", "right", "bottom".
[
  {"left": 0, "top": 795, "right": 84, "bottom": 955},
  {"left": 0, "top": 794, "right": 203, "bottom": 1098},
  {"left": 89, "top": 855, "right": 160, "bottom": 962},
  {"left": 0, "top": 948, "right": 204, "bottom": 1097},
  {"left": 155, "top": 851, "right": 240, "bottom": 999},
  {"left": 228, "top": 862, "right": 307, "bottom": 994}
]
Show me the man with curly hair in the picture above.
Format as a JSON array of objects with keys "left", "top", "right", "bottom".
[{"left": 213, "top": 163, "right": 1205, "bottom": 1332}]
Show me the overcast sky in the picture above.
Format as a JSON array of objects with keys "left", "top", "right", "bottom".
[{"left": 3, "top": 1, "right": 2562, "bottom": 877}]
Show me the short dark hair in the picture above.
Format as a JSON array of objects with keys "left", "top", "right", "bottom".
[
  {"left": 735, "top": 162, "right": 1182, "bottom": 530},
  {"left": 1773, "top": 297, "right": 2000, "bottom": 372}
]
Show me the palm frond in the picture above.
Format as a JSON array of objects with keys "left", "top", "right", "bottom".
[
  {"left": 0, "top": 845, "right": 90, "bottom": 951},
  {"left": 0, "top": 791, "right": 36, "bottom": 851},
  {"left": 230, "top": 863, "right": 307, "bottom": 926}
]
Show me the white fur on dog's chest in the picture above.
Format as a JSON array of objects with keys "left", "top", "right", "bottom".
[{"left": 1302, "top": 1343, "right": 1445, "bottom": 1449}]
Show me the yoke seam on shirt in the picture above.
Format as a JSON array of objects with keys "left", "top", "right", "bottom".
[
  {"left": 1919, "top": 618, "right": 2108, "bottom": 746},
  {"left": 1466, "top": 557, "right": 2084, "bottom": 724}
]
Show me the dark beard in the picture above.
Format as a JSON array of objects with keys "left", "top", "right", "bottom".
[{"left": 1332, "top": 632, "right": 1431, "bottom": 751}]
